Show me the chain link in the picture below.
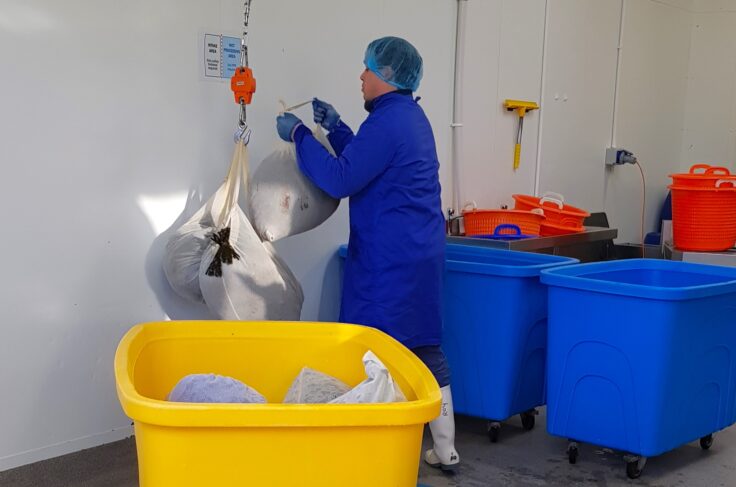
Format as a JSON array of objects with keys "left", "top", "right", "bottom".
[
  {"left": 240, "top": 0, "right": 252, "bottom": 67},
  {"left": 238, "top": 0, "right": 253, "bottom": 130}
]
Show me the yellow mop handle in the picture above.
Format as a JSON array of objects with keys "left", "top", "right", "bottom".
[
  {"left": 513, "top": 113, "right": 525, "bottom": 171},
  {"left": 504, "top": 100, "right": 538, "bottom": 171}
]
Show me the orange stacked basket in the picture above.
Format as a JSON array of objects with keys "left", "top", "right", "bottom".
[
  {"left": 668, "top": 164, "right": 736, "bottom": 251},
  {"left": 462, "top": 203, "right": 545, "bottom": 236},
  {"left": 513, "top": 192, "right": 590, "bottom": 236}
]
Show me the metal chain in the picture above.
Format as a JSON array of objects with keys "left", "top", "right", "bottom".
[
  {"left": 238, "top": 0, "right": 253, "bottom": 131},
  {"left": 240, "top": 0, "right": 252, "bottom": 67}
]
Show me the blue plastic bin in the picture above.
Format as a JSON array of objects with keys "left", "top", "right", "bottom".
[
  {"left": 442, "top": 244, "right": 578, "bottom": 425},
  {"left": 541, "top": 259, "right": 736, "bottom": 458}
]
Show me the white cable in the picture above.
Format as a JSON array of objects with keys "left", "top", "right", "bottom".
[{"left": 533, "top": 0, "right": 550, "bottom": 196}]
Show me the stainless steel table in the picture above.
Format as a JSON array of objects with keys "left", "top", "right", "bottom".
[
  {"left": 447, "top": 227, "right": 618, "bottom": 262},
  {"left": 663, "top": 242, "right": 736, "bottom": 267}
]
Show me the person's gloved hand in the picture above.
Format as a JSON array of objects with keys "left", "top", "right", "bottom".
[
  {"left": 312, "top": 98, "right": 340, "bottom": 131},
  {"left": 276, "top": 113, "right": 304, "bottom": 142}
]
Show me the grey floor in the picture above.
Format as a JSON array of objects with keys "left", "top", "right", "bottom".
[{"left": 2, "top": 409, "right": 735, "bottom": 487}]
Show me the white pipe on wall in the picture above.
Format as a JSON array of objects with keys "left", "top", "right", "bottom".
[
  {"left": 602, "top": 0, "right": 626, "bottom": 208},
  {"left": 450, "top": 0, "right": 468, "bottom": 213},
  {"left": 610, "top": 0, "right": 626, "bottom": 148}
]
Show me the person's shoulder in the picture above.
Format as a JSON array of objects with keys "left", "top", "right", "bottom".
[
  {"left": 374, "top": 98, "right": 419, "bottom": 121},
  {"left": 387, "top": 100, "right": 431, "bottom": 131}
]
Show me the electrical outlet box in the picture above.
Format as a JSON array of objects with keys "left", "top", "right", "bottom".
[{"left": 606, "top": 147, "right": 637, "bottom": 166}]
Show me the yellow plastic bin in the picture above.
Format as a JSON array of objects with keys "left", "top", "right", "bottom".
[{"left": 114, "top": 320, "right": 441, "bottom": 487}]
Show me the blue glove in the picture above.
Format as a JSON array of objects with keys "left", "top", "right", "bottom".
[
  {"left": 276, "top": 113, "right": 304, "bottom": 142},
  {"left": 312, "top": 98, "right": 340, "bottom": 131}
]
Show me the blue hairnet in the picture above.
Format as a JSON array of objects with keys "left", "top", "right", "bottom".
[{"left": 364, "top": 36, "right": 423, "bottom": 92}]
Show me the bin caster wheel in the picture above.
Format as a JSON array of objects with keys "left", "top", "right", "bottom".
[
  {"left": 487, "top": 422, "right": 501, "bottom": 443},
  {"left": 625, "top": 456, "right": 647, "bottom": 480},
  {"left": 520, "top": 410, "right": 536, "bottom": 431},
  {"left": 700, "top": 434, "right": 714, "bottom": 450},
  {"left": 567, "top": 442, "right": 579, "bottom": 465}
]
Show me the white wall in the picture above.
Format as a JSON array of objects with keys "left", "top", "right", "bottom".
[
  {"left": 536, "top": 0, "right": 621, "bottom": 212},
  {"left": 605, "top": 0, "right": 693, "bottom": 242},
  {"left": 605, "top": 0, "right": 736, "bottom": 242},
  {"left": 453, "top": 0, "right": 546, "bottom": 210},
  {"left": 454, "top": 0, "right": 729, "bottom": 244},
  {"left": 452, "top": 0, "right": 700, "bottom": 245},
  {"left": 0, "top": 0, "right": 453, "bottom": 470},
  {"left": 681, "top": 0, "right": 736, "bottom": 171}
]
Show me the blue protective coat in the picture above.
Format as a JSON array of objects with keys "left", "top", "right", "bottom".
[{"left": 292, "top": 91, "right": 445, "bottom": 349}]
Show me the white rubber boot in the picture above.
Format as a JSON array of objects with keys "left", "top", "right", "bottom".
[{"left": 424, "top": 385, "right": 460, "bottom": 472}]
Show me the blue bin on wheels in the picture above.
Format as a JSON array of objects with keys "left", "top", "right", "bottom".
[
  {"left": 442, "top": 244, "right": 578, "bottom": 442},
  {"left": 541, "top": 259, "right": 736, "bottom": 479}
]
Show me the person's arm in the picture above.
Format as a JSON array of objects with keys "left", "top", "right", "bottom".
[
  {"left": 325, "top": 120, "right": 354, "bottom": 157},
  {"left": 312, "top": 98, "right": 353, "bottom": 156},
  {"left": 292, "top": 118, "right": 394, "bottom": 199}
]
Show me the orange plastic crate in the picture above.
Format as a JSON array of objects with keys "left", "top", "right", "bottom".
[
  {"left": 513, "top": 193, "right": 589, "bottom": 228},
  {"left": 540, "top": 222, "right": 585, "bottom": 237},
  {"left": 670, "top": 164, "right": 736, "bottom": 188},
  {"left": 462, "top": 209, "right": 544, "bottom": 236},
  {"left": 669, "top": 182, "right": 736, "bottom": 251}
]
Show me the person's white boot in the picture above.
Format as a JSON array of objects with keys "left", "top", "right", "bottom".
[{"left": 424, "top": 385, "right": 460, "bottom": 472}]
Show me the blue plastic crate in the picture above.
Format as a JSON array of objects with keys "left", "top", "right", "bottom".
[
  {"left": 541, "top": 259, "right": 736, "bottom": 457},
  {"left": 442, "top": 244, "right": 578, "bottom": 422}
]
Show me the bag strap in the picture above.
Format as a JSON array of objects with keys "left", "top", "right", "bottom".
[{"left": 217, "top": 140, "right": 247, "bottom": 228}]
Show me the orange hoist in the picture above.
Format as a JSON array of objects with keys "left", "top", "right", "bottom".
[{"left": 231, "top": 67, "right": 256, "bottom": 106}]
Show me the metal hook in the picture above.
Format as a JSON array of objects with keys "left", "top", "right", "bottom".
[
  {"left": 241, "top": 127, "right": 252, "bottom": 145},
  {"left": 233, "top": 123, "right": 252, "bottom": 145}
]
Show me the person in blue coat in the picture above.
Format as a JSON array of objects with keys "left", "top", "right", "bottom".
[{"left": 276, "top": 36, "right": 460, "bottom": 471}]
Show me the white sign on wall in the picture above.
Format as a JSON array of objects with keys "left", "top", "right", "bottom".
[{"left": 203, "top": 33, "right": 241, "bottom": 79}]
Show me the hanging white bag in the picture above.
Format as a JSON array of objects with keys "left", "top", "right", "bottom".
[
  {"left": 249, "top": 121, "right": 339, "bottom": 242},
  {"left": 163, "top": 142, "right": 253, "bottom": 303},
  {"left": 163, "top": 181, "right": 231, "bottom": 303},
  {"left": 198, "top": 140, "right": 304, "bottom": 320}
]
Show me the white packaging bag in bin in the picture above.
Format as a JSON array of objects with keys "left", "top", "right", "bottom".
[
  {"left": 249, "top": 126, "right": 339, "bottom": 242},
  {"left": 198, "top": 141, "right": 304, "bottom": 320},
  {"left": 283, "top": 367, "right": 351, "bottom": 404},
  {"left": 330, "top": 351, "right": 407, "bottom": 404}
]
